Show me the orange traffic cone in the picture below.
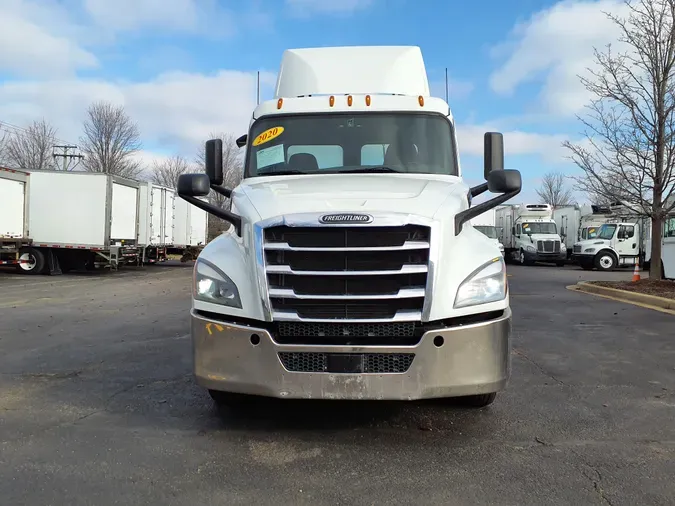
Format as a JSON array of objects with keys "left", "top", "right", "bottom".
[{"left": 632, "top": 264, "right": 641, "bottom": 282}]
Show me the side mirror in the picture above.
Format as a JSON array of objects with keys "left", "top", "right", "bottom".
[
  {"left": 236, "top": 134, "right": 247, "bottom": 148},
  {"left": 205, "top": 138, "right": 223, "bottom": 185},
  {"left": 487, "top": 169, "right": 521, "bottom": 193},
  {"left": 178, "top": 173, "right": 211, "bottom": 197},
  {"left": 484, "top": 132, "right": 504, "bottom": 180}
]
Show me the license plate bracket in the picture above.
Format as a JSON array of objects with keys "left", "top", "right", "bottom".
[{"left": 326, "top": 353, "right": 364, "bottom": 374}]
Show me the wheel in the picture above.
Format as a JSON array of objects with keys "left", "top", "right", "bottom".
[
  {"left": 208, "top": 389, "right": 251, "bottom": 409},
  {"left": 519, "top": 249, "right": 534, "bottom": 266},
  {"left": 16, "top": 247, "right": 45, "bottom": 275},
  {"left": 594, "top": 251, "right": 616, "bottom": 271},
  {"left": 459, "top": 392, "right": 497, "bottom": 408}
]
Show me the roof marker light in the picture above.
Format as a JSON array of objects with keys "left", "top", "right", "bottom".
[
  {"left": 418, "top": 95, "right": 424, "bottom": 106},
  {"left": 365, "top": 95, "right": 371, "bottom": 106},
  {"left": 277, "top": 98, "right": 283, "bottom": 109},
  {"left": 329, "top": 95, "right": 335, "bottom": 107},
  {"left": 347, "top": 95, "right": 353, "bottom": 106}
]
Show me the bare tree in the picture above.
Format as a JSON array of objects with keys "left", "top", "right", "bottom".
[
  {"left": 194, "top": 132, "right": 244, "bottom": 240},
  {"left": 149, "top": 155, "right": 192, "bottom": 188},
  {"left": 536, "top": 171, "right": 575, "bottom": 209},
  {"left": 562, "top": 0, "right": 675, "bottom": 279},
  {"left": 80, "top": 101, "right": 143, "bottom": 179},
  {"left": 2, "top": 119, "right": 58, "bottom": 170}
]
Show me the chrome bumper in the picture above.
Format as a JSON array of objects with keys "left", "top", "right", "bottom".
[{"left": 192, "top": 309, "right": 512, "bottom": 400}]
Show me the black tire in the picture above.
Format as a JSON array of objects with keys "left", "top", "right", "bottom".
[
  {"left": 460, "top": 392, "right": 497, "bottom": 408},
  {"left": 208, "top": 389, "right": 251, "bottom": 409},
  {"left": 594, "top": 251, "right": 617, "bottom": 271},
  {"left": 16, "top": 247, "right": 45, "bottom": 275}
]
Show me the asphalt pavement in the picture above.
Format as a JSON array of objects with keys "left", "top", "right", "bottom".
[{"left": 0, "top": 262, "right": 673, "bottom": 505}]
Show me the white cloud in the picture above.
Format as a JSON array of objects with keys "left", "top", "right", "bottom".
[
  {"left": 0, "top": 0, "right": 98, "bottom": 77},
  {"left": 489, "top": 0, "right": 629, "bottom": 117},
  {"left": 285, "top": 0, "right": 373, "bottom": 15},
  {"left": 457, "top": 124, "right": 572, "bottom": 163},
  {"left": 0, "top": 70, "right": 277, "bottom": 156}
]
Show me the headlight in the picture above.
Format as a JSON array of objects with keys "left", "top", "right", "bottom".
[
  {"left": 193, "top": 259, "right": 242, "bottom": 308},
  {"left": 584, "top": 248, "right": 596, "bottom": 253},
  {"left": 525, "top": 245, "right": 536, "bottom": 252},
  {"left": 454, "top": 257, "right": 507, "bottom": 309},
  {"left": 560, "top": 243, "right": 566, "bottom": 251}
]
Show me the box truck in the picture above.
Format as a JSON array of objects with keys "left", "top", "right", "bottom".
[
  {"left": 553, "top": 204, "right": 613, "bottom": 258},
  {"left": 0, "top": 169, "right": 140, "bottom": 274},
  {"left": 496, "top": 203, "right": 566, "bottom": 266},
  {"left": 175, "top": 46, "right": 523, "bottom": 408},
  {"left": 170, "top": 196, "right": 208, "bottom": 261}
]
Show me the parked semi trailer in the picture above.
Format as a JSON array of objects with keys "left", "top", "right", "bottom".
[
  {"left": 175, "top": 45, "right": 522, "bottom": 408},
  {"left": 0, "top": 167, "right": 32, "bottom": 268},
  {"left": 137, "top": 181, "right": 175, "bottom": 264},
  {"left": 170, "top": 196, "right": 208, "bottom": 261},
  {"left": 496, "top": 203, "right": 566, "bottom": 266},
  {"left": 0, "top": 169, "right": 140, "bottom": 275}
]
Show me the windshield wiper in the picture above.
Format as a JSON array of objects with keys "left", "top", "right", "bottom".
[
  {"left": 339, "top": 166, "right": 402, "bottom": 174},
  {"left": 257, "top": 169, "right": 310, "bottom": 176}
]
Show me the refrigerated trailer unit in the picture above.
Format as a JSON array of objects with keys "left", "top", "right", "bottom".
[
  {"left": 0, "top": 168, "right": 32, "bottom": 267},
  {"left": 137, "top": 181, "right": 175, "bottom": 264},
  {"left": 170, "top": 195, "right": 208, "bottom": 261},
  {"left": 0, "top": 170, "right": 141, "bottom": 275}
]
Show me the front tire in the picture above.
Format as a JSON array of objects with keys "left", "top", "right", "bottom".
[
  {"left": 16, "top": 247, "right": 45, "bottom": 275},
  {"left": 460, "top": 392, "right": 497, "bottom": 408},
  {"left": 594, "top": 251, "right": 617, "bottom": 271}
]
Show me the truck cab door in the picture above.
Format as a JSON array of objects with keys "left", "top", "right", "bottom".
[{"left": 615, "top": 224, "right": 639, "bottom": 257}]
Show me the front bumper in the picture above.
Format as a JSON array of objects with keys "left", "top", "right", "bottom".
[
  {"left": 192, "top": 308, "right": 512, "bottom": 400},
  {"left": 524, "top": 250, "right": 566, "bottom": 262}
]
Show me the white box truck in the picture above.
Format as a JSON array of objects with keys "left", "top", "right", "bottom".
[
  {"left": 496, "top": 203, "right": 566, "bottom": 266},
  {"left": 171, "top": 196, "right": 208, "bottom": 261},
  {"left": 553, "top": 204, "right": 613, "bottom": 259},
  {"left": 0, "top": 169, "right": 140, "bottom": 274},
  {"left": 137, "top": 181, "right": 175, "bottom": 264},
  {"left": 175, "top": 46, "right": 523, "bottom": 408}
]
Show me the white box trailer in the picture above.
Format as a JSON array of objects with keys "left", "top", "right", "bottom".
[
  {"left": 170, "top": 196, "right": 208, "bottom": 260},
  {"left": 137, "top": 181, "right": 175, "bottom": 264},
  {"left": 0, "top": 170, "right": 141, "bottom": 275},
  {"left": 0, "top": 167, "right": 32, "bottom": 267}
]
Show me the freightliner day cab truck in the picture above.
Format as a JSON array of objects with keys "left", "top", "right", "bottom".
[{"left": 177, "top": 46, "right": 522, "bottom": 408}]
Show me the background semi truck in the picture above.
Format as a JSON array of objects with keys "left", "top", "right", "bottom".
[
  {"left": 496, "top": 203, "right": 566, "bottom": 266},
  {"left": 553, "top": 204, "right": 612, "bottom": 258},
  {"left": 176, "top": 45, "right": 522, "bottom": 408}
]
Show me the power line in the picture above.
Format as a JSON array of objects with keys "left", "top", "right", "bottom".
[
  {"left": 0, "top": 119, "right": 75, "bottom": 146},
  {"left": 53, "top": 144, "right": 84, "bottom": 171}
]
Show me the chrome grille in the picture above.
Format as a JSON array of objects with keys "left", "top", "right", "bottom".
[
  {"left": 263, "top": 224, "right": 430, "bottom": 321},
  {"left": 573, "top": 245, "right": 581, "bottom": 254},
  {"left": 278, "top": 352, "right": 415, "bottom": 373},
  {"left": 537, "top": 240, "right": 561, "bottom": 253}
]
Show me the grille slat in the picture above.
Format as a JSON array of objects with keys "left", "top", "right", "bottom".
[
  {"left": 536, "top": 240, "right": 561, "bottom": 253},
  {"left": 263, "top": 224, "right": 430, "bottom": 322},
  {"left": 278, "top": 352, "right": 415, "bottom": 373}
]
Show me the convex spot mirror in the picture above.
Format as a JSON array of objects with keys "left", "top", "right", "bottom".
[
  {"left": 484, "top": 132, "right": 504, "bottom": 180},
  {"left": 178, "top": 173, "right": 211, "bottom": 197},
  {"left": 205, "top": 138, "right": 224, "bottom": 186}
]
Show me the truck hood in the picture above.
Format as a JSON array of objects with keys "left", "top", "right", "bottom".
[
  {"left": 575, "top": 239, "right": 608, "bottom": 248},
  {"left": 523, "top": 233, "right": 563, "bottom": 243},
  {"left": 237, "top": 173, "right": 467, "bottom": 221}
]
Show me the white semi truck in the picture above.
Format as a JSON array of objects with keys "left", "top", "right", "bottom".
[
  {"left": 176, "top": 46, "right": 522, "bottom": 408},
  {"left": 496, "top": 203, "right": 566, "bottom": 266},
  {"left": 553, "top": 204, "right": 613, "bottom": 258}
]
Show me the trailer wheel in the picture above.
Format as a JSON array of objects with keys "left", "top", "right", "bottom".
[
  {"left": 594, "top": 251, "right": 617, "bottom": 271},
  {"left": 16, "top": 247, "right": 45, "bottom": 275},
  {"left": 459, "top": 392, "right": 497, "bottom": 408}
]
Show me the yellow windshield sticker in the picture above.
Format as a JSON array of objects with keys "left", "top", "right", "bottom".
[
  {"left": 253, "top": 126, "right": 284, "bottom": 146},
  {"left": 589, "top": 228, "right": 596, "bottom": 233}
]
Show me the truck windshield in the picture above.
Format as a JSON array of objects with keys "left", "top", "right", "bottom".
[
  {"left": 244, "top": 112, "right": 457, "bottom": 178},
  {"left": 474, "top": 225, "right": 498, "bottom": 239},
  {"left": 522, "top": 222, "right": 557, "bottom": 234},
  {"left": 597, "top": 224, "right": 617, "bottom": 240},
  {"left": 586, "top": 226, "right": 600, "bottom": 239}
]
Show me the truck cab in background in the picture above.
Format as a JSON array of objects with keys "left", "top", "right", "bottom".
[
  {"left": 497, "top": 203, "right": 566, "bottom": 266},
  {"left": 572, "top": 221, "right": 641, "bottom": 271},
  {"left": 176, "top": 46, "right": 522, "bottom": 408}
]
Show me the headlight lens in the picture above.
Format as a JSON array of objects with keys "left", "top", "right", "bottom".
[
  {"left": 454, "top": 257, "right": 507, "bottom": 309},
  {"left": 525, "top": 245, "right": 536, "bottom": 252},
  {"left": 193, "top": 259, "right": 242, "bottom": 308},
  {"left": 561, "top": 243, "right": 566, "bottom": 251}
]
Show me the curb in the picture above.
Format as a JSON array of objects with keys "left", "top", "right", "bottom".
[{"left": 569, "top": 282, "right": 675, "bottom": 314}]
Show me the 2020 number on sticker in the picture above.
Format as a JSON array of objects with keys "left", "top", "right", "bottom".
[{"left": 253, "top": 126, "right": 284, "bottom": 146}]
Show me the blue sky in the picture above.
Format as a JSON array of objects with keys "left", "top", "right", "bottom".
[{"left": 0, "top": 0, "right": 627, "bottom": 202}]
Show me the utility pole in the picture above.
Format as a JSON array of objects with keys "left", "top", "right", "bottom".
[{"left": 52, "top": 145, "right": 83, "bottom": 171}]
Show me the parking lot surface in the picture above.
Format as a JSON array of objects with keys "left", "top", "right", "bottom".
[{"left": 0, "top": 263, "right": 673, "bottom": 505}]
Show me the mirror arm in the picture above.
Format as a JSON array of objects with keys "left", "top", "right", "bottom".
[
  {"left": 179, "top": 194, "right": 242, "bottom": 236},
  {"left": 210, "top": 185, "right": 232, "bottom": 198},
  {"left": 470, "top": 182, "right": 489, "bottom": 198},
  {"left": 455, "top": 188, "right": 522, "bottom": 236}
]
